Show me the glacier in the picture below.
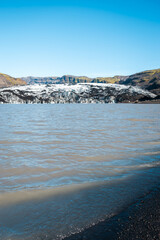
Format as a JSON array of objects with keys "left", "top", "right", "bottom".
[{"left": 0, "top": 83, "right": 156, "bottom": 104}]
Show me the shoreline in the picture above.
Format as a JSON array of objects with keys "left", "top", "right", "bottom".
[
  {"left": 64, "top": 185, "right": 160, "bottom": 240},
  {"left": 135, "top": 98, "right": 160, "bottom": 104}
]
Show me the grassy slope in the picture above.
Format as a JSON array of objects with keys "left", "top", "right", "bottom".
[
  {"left": 120, "top": 68, "right": 160, "bottom": 94},
  {"left": 0, "top": 73, "right": 26, "bottom": 88},
  {"left": 94, "top": 76, "right": 126, "bottom": 84}
]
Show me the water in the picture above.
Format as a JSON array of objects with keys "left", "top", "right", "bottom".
[{"left": 0, "top": 104, "right": 160, "bottom": 240}]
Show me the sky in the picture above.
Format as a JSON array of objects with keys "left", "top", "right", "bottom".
[{"left": 0, "top": 0, "right": 160, "bottom": 77}]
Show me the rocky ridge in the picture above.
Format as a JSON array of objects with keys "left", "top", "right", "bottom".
[{"left": 22, "top": 75, "right": 127, "bottom": 85}]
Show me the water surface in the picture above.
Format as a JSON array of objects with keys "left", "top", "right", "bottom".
[{"left": 0, "top": 104, "right": 160, "bottom": 239}]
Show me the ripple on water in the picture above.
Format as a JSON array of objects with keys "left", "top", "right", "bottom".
[{"left": 0, "top": 104, "right": 159, "bottom": 239}]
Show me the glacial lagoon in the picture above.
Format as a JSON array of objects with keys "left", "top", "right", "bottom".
[{"left": 0, "top": 104, "right": 160, "bottom": 239}]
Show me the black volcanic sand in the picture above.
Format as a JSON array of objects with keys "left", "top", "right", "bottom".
[
  {"left": 63, "top": 186, "right": 160, "bottom": 240},
  {"left": 137, "top": 99, "right": 160, "bottom": 104}
]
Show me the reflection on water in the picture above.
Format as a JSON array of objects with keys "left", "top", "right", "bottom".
[{"left": 0, "top": 104, "right": 160, "bottom": 239}]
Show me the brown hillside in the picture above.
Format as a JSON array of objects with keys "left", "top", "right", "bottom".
[
  {"left": 0, "top": 73, "right": 26, "bottom": 88},
  {"left": 120, "top": 68, "right": 160, "bottom": 95}
]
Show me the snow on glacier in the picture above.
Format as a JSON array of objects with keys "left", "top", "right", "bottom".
[{"left": 0, "top": 83, "right": 156, "bottom": 104}]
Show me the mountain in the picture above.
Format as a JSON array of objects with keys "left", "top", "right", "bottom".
[
  {"left": 22, "top": 75, "right": 127, "bottom": 85},
  {"left": 0, "top": 73, "right": 26, "bottom": 88},
  {"left": 119, "top": 68, "right": 160, "bottom": 95},
  {"left": 0, "top": 83, "right": 156, "bottom": 104},
  {"left": 21, "top": 68, "right": 160, "bottom": 95},
  {"left": 1, "top": 68, "right": 160, "bottom": 98}
]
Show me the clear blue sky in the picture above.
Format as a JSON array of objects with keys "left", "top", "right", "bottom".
[{"left": 0, "top": 0, "right": 160, "bottom": 77}]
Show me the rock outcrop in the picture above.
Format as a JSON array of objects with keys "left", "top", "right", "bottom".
[{"left": 0, "top": 83, "right": 156, "bottom": 104}]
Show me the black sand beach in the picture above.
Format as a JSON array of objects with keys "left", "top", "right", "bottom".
[{"left": 64, "top": 186, "right": 160, "bottom": 240}]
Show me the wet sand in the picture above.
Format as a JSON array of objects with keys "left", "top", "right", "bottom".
[{"left": 64, "top": 186, "right": 160, "bottom": 240}]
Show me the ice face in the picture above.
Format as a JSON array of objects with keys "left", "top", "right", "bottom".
[{"left": 0, "top": 83, "right": 156, "bottom": 104}]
